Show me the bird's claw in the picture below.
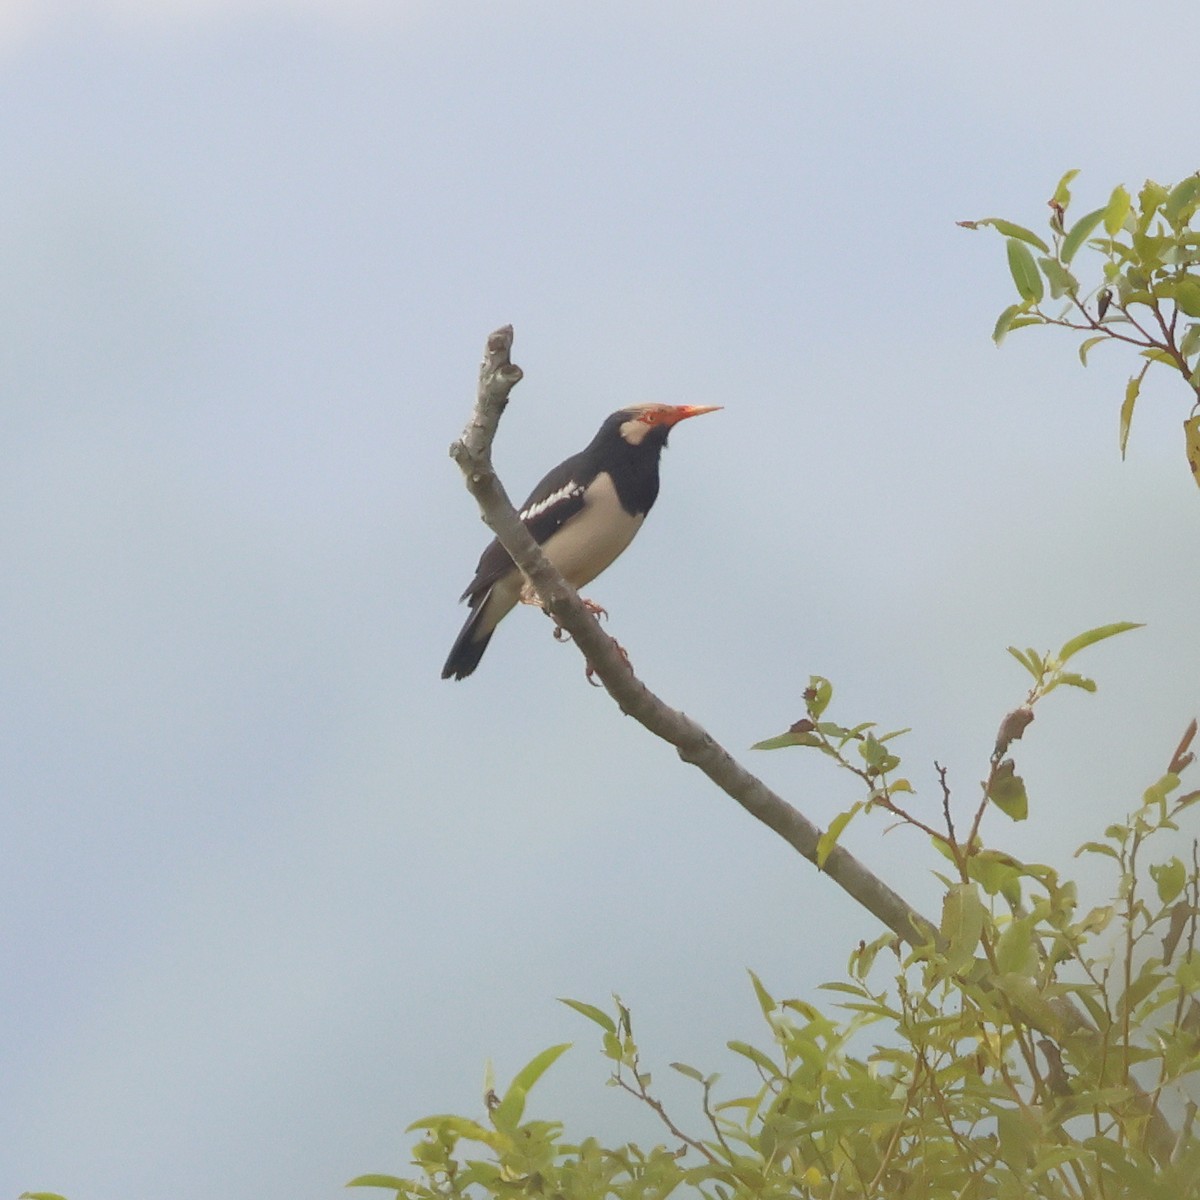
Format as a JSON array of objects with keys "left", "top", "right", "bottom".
[
  {"left": 546, "top": 595, "right": 606, "bottom": 640},
  {"left": 585, "top": 636, "right": 631, "bottom": 686},
  {"left": 544, "top": 602, "right": 630, "bottom": 683},
  {"left": 522, "top": 590, "right": 604, "bottom": 620}
]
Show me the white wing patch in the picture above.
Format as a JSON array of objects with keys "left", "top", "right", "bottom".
[{"left": 520, "top": 481, "right": 584, "bottom": 522}]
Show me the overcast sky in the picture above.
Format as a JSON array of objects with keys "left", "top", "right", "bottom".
[{"left": 4, "top": 4, "right": 1200, "bottom": 1198}]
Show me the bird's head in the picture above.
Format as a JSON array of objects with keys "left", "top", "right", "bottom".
[{"left": 616, "top": 402, "right": 722, "bottom": 446}]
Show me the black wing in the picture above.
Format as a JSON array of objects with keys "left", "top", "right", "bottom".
[{"left": 458, "top": 451, "right": 590, "bottom": 602}]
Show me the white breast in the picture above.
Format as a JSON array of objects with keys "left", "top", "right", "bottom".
[{"left": 541, "top": 472, "right": 644, "bottom": 589}]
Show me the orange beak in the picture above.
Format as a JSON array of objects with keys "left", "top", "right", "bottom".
[{"left": 660, "top": 404, "right": 722, "bottom": 426}]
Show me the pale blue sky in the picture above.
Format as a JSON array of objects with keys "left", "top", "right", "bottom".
[{"left": 3, "top": 4, "right": 1199, "bottom": 1198}]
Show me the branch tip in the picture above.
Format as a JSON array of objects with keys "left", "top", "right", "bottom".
[{"left": 486, "top": 324, "right": 514, "bottom": 354}]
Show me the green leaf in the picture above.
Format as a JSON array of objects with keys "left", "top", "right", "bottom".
[
  {"left": 487, "top": 1089, "right": 525, "bottom": 1132},
  {"left": 559, "top": 998, "right": 616, "bottom": 1034},
  {"left": 1175, "top": 276, "right": 1200, "bottom": 318},
  {"left": 849, "top": 932, "right": 896, "bottom": 980},
  {"left": 817, "top": 803, "right": 861, "bottom": 868},
  {"left": 992, "top": 973, "right": 1063, "bottom": 1036},
  {"left": 1047, "top": 671, "right": 1097, "bottom": 693},
  {"left": 1164, "top": 175, "right": 1200, "bottom": 227},
  {"left": 996, "top": 916, "right": 1039, "bottom": 976},
  {"left": 405, "top": 1115, "right": 501, "bottom": 1146},
  {"left": 1137, "top": 179, "right": 1169, "bottom": 232},
  {"left": 988, "top": 759, "right": 1028, "bottom": 821},
  {"left": 975, "top": 218, "right": 1052, "bottom": 253},
  {"left": 506, "top": 1042, "right": 571, "bottom": 1099},
  {"left": 993, "top": 302, "right": 1033, "bottom": 345},
  {"left": 807, "top": 675, "right": 833, "bottom": 719},
  {"left": 1143, "top": 772, "right": 1181, "bottom": 808},
  {"left": 1118, "top": 965, "right": 1166, "bottom": 1017},
  {"left": 1078, "top": 904, "right": 1115, "bottom": 932},
  {"left": 1103, "top": 185, "right": 1132, "bottom": 235},
  {"left": 751, "top": 729, "right": 814, "bottom": 751},
  {"left": 347, "top": 1174, "right": 412, "bottom": 1192},
  {"left": 816, "top": 720, "right": 852, "bottom": 742},
  {"left": 968, "top": 850, "right": 1024, "bottom": 897},
  {"left": 727, "top": 1040, "right": 782, "bottom": 1077},
  {"left": 818, "top": 980, "right": 870, "bottom": 997},
  {"left": 1186, "top": 414, "right": 1200, "bottom": 489},
  {"left": 1006, "top": 645, "right": 1043, "bottom": 679},
  {"left": 1006, "top": 238, "right": 1044, "bottom": 303},
  {"left": 1038, "top": 256, "right": 1077, "bottom": 298},
  {"left": 940, "top": 883, "right": 986, "bottom": 973},
  {"left": 1178, "top": 952, "right": 1200, "bottom": 996},
  {"left": 1132, "top": 232, "right": 1171, "bottom": 275},
  {"left": 1060, "top": 207, "right": 1105, "bottom": 264},
  {"left": 1179, "top": 323, "right": 1200, "bottom": 360},
  {"left": 1078, "top": 335, "right": 1108, "bottom": 366},
  {"left": 748, "top": 969, "right": 777, "bottom": 1017},
  {"left": 1051, "top": 168, "right": 1080, "bottom": 208},
  {"left": 858, "top": 732, "right": 899, "bottom": 775},
  {"left": 1119, "top": 367, "right": 1147, "bottom": 460},
  {"left": 1057, "top": 621, "right": 1143, "bottom": 664},
  {"left": 1006, "top": 317, "right": 1043, "bottom": 334},
  {"left": 670, "top": 1060, "right": 706, "bottom": 1082},
  {"left": 1075, "top": 841, "right": 1120, "bottom": 862},
  {"left": 996, "top": 1107, "right": 1039, "bottom": 1170},
  {"left": 1178, "top": 950, "right": 1200, "bottom": 994},
  {"left": 1150, "top": 857, "right": 1187, "bottom": 904}
]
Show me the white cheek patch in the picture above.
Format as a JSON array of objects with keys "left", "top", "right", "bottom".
[
  {"left": 619, "top": 417, "right": 653, "bottom": 445},
  {"left": 521, "top": 481, "right": 583, "bottom": 521}
]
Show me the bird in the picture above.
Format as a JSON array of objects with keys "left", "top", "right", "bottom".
[{"left": 441, "top": 402, "right": 720, "bottom": 680}]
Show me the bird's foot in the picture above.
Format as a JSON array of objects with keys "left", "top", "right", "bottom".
[
  {"left": 521, "top": 583, "right": 607, "bottom": 621},
  {"left": 579, "top": 596, "right": 608, "bottom": 621},
  {"left": 585, "top": 636, "right": 632, "bottom": 687}
]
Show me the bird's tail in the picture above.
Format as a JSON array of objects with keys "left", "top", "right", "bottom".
[{"left": 441, "top": 593, "right": 496, "bottom": 680}]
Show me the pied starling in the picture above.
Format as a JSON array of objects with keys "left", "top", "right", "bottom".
[{"left": 441, "top": 402, "right": 720, "bottom": 680}]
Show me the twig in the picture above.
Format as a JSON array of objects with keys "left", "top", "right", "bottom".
[
  {"left": 612, "top": 1070, "right": 718, "bottom": 1166},
  {"left": 936, "top": 762, "right": 956, "bottom": 846}
]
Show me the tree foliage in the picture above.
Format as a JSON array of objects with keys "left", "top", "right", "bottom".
[
  {"left": 355, "top": 624, "right": 1200, "bottom": 1199},
  {"left": 960, "top": 170, "right": 1200, "bottom": 483}
]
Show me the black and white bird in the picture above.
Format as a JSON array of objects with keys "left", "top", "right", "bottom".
[{"left": 441, "top": 402, "right": 720, "bottom": 680}]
